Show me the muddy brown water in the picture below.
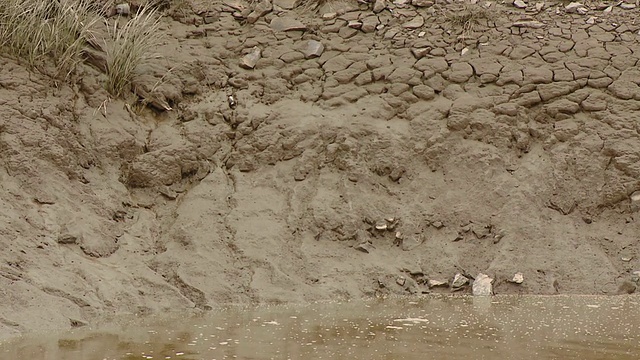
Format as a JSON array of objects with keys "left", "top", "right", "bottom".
[{"left": 1, "top": 295, "right": 639, "bottom": 360}]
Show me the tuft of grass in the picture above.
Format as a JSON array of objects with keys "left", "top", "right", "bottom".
[
  {"left": 0, "top": 0, "right": 101, "bottom": 78},
  {"left": 103, "top": 4, "right": 163, "bottom": 97},
  {"left": 444, "top": 4, "right": 492, "bottom": 40}
]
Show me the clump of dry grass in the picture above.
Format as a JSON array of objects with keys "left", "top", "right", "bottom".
[
  {"left": 444, "top": 4, "right": 493, "bottom": 40},
  {"left": 103, "top": 4, "right": 163, "bottom": 97},
  {"left": 0, "top": 0, "right": 100, "bottom": 78}
]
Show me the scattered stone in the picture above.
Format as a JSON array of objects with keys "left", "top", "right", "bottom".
[
  {"left": 451, "top": 273, "right": 469, "bottom": 289},
  {"left": 410, "top": 47, "right": 429, "bottom": 59},
  {"left": 373, "top": 0, "right": 387, "bottom": 13},
  {"left": 412, "top": 0, "right": 434, "bottom": 6},
  {"left": 403, "top": 16, "right": 424, "bottom": 29},
  {"left": 510, "top": 272, "right": 524, "bottom": 284},
  {"left": 354, "top": 241, "right": 375, "bottom": 253},
  {"left": 247, "top": 0, "right": 272, "bottom": 24},
  {"left": 585, "top": 16, "right": 596, "bottom": 24},
  {"left": 322, "top": 12, "right": 337, "bottom": 20},
  {"left": 240, "top": 47, "right": 261, "bottom": 69},
  {"left": 511, "top": 20, "right": 545, "bottom": 28},
  {"left": 338, "top": 27, "right": 359, "bottom": 39},
  {"left": 396, "top": 277, "right": 406, "bottom": 286},
  {"left": 431, "top": 220, "right": 444, "bottom": 229},
  {"left": 621, "top": 256, "right": 633, "bottom": 262},
  {"left": 632, "top": 271, "right": 640, "bottom": 282},
  {"left": 565, "top": 2, "right": 588, "bottom": 14},
  {"left": 535, "top": 2, "right": 544, "bottom": 11},
  {"left": 273, "top": 0, "right": 300, "bottom": 9},
  {"left": 513, "top": 0, "right": 527, "bottom": 9},
  {"left": 603, "top": 5, "right": 613, "bottom": 12},
  {"left": 348, "top": 20, "right": 362, "bottom": 29},
  {"left": 428, "top": 279, "right": 448, "bottom": 288},
  {"left": 304, "top": 40, "right": 324, "bottom": 59},
  {"left": 270, "top": 17, "right": 306, "bottom": 32},
  {"left": 361, "top": 17, "right": 379, "bottom": 33},
  {"left": 472, "top": 273, "right": 494, "bottom": 296},
  {"left": 620, "top": 2, "right": 636, "bottom": 9}
]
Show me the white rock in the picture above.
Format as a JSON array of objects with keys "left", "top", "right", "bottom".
[
  {"left": 513, "top": 0, "right": 527, "bottom": 9},
  {"left": 115, "top": 3, "right": 130, "bottom": 15},
  {"left": 418, "top": 31, "right": 426, "bottom": 37},
  {"left": 565, "top": 2, "right": 588, "bottom": 14},
  {"left": 461, "top": 47, "right": 469, "bottom": 56},
  {"left": 511, "top": 272, "right": 524, "bottom": 284},
  {"left": 620, "top": 2, "right": 636, "bottom": 9},
  {"left": 451, "top": 273, "right": 469, "bottom": 289},
  {"left": 427, "top": 279, "right": 448, "bottom": 288},
  {"left": 585, "top": 16, "right": 596, "bottom": 24},
  {"left": 472, "top": 273, "right": 494, "bottom": 296},
  {"left": 603, "top": 5, "right": 613, "bottom": 12},
  {"left": 631, "top": 190, "right": 640, "bottom": 211}
]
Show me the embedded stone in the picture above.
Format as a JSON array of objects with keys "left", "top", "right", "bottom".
[
  {"left": 447, "top": 62, "right": 473, "bottom": 83},
  {"left": 270, "top": 17, "right": 306, "bottom": 31},
  {"left": 304, "top": 40, "right": 324, "bottom": 59},
  {"left": 536, "top": 81, "right": 579, "bottom": 101},
  {"left": 608, "top": 80, "right": 640, "bottom": 100},
  {"left": 412, "top": 85, "right": 436, "bottom": 100},
  {"left": 581, "top": 93, "right": 607, "bottom": 111}
]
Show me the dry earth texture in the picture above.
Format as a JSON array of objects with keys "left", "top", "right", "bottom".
[{"left": 2, "top": 0, "right": 640, "bottom": 339}]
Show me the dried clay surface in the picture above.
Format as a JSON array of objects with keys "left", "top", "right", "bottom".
[{"left": 1, "top": 0, "right": 640, "bottom": 339}]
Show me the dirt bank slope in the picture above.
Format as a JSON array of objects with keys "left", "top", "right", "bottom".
[{"left": 1, "top": 0, "right": 640, "bottom": 339}]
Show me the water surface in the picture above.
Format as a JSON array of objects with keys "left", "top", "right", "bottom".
[{"left": 1, "top": 295, "right": 639, "bottom": 360}]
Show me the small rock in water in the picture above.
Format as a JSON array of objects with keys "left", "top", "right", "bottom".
[
  {"left": 472, "top": 273, "right": 494, "bottom": 296},
  {"left": 304, "top": 40, "right": 324, "bottom": 59},
  {"left": 513, "top": 0, "right": 527, "bottom": 9},
  {"left": 451, "top": 273, "right": 469, "bottom": 289},
  {"left": 510, "top": 272, "right": 524, "bottom": 284},
  {"left": 565, "top": 2, "right": 588, "bottom": 14},
  {"left": 240, "top": 47, "right": 261, "bottom": 69}
]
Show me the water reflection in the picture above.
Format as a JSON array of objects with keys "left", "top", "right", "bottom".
[{"left": 1, "top": 295, "right": 639, "bottom": 360}]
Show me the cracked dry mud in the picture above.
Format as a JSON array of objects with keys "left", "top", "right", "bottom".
[{"left": 2, "top": 0, "right": 640, "bottom": 339}]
